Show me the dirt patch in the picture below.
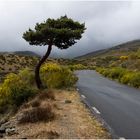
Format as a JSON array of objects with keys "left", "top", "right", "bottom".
[{"left": 4, "top": 89, "right": 111, "bottom": 139}]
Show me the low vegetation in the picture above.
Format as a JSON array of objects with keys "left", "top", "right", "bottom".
[
  {"left": 96, "top": 67, "right": 140, "bottom": 88},
  {"left": 18, "top": 104, "right": 55, "bottom": 123},
  {"left": 0, "top": 53, "right": 38, "bottom": 73},
  {"left": 0, "top": 63, "right": 78, "bottom": 115},
  {"left": 40, "top": 63, "right": 78, "bottom": 88}
]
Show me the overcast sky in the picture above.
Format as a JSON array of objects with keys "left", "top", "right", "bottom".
[{"left": 0, "top": 1, "right": 140, "bottom": 58}]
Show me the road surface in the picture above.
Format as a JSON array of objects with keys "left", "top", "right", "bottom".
[{"left": 76, "top": 70, "right": 140, "bottom": 139}]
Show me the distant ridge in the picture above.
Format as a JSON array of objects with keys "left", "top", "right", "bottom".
[
  {"left": 76, "top": 39, "right": 140, "bottom": 59},
  {"left": 13, "top": 51, "right": 40, "bottom": 57}
]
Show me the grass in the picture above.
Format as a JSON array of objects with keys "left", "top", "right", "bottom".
[
  {"left": 30, "top": 99, "right": 41, "bottom": 108},
  {"left": 18, "top": 105, "right": 55, "bottom": 123},
  {"left": 38, "top": 89, "right": 55, "bottom": 100}
]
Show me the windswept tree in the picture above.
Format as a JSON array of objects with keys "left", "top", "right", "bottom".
[{"left": 23, "top": 16, "right": 86, "bottom": 89}]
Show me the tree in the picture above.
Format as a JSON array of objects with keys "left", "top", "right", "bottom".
[{"left": 23, "top": 16, "right": 86, "bottom": 89}]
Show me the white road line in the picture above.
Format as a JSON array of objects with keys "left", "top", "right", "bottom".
[
  {"left": 81, "top": 94, "right": 86, "bottom": 98},
  {"left": 92, "top": 107, "right": 101, "bottom": 114}
]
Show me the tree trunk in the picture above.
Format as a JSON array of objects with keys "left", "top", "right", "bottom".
[{"left": 35, "top": 44, "right": 52, "bottom": 89}]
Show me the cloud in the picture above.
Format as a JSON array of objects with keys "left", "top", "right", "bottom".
[{"left": 0, "top": 1, "right": 140, "bottom": 58}]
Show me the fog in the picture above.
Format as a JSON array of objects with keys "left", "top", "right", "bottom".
[{"left": 0, "top": 1, "right": 140, "bottom": 58}]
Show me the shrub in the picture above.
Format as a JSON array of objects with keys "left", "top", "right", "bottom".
[
  {"left": 120, "top": 56, "right": 128, "bottom": 61},
  {"left": 18, "top": 68, "right": 35, "bottom": 86},
  {"left": 68, "top": 64, "right": 87, "bottom": 70},
  {"left": 129, "top": 73, "right": 140, "bottom": 88},
  {"left": 108, "top": 67, "right": 125, "bottom": 79},
  {"left": 40, "top": 63, "right": 78, "bottom": 88},
  {"left": 18, "top": 105, "right": 55, "bottom": 123},
  {"left": 120, "top": 72, "right": 134, "bottom": 84},
  {"left": 0, "top": 72, "right": 37, "bottom": 110},
  {"left": 10, "top": 86, "right": 36, "bottom": 106},
  {"left": 97, "top": 66, "right": 140, "bottom": 88},
  {"left": 97, "top": 68, "right": 111, "bottom": 77}
]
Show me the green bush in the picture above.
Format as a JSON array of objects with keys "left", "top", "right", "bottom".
[
  {"left": 10, "top": 86, "right": 36, "bottom": 106},
  {"left": 129, "top": 73, "right": 140, "bottom": 88},
  {"left": 97, "top": 67, "right": 140, "bottom": 88},
  {"left": 120, "top": 72, "right": 133, "bottom": 84},
  {"left": 108, "top": 67, "right": 125, "bottom": 79},
  {"left": 68, "top": 64, "right": 87, "bottom": 71},
  {"left": 18, "top": 68, "right": 35, "bottom": 86},
  {"left": 96, "top": 68, "right": 111, "bottom": 77},
  {"left": 102, "top": 69, "right": 110, "bottom": 77},
  {"left": 40, "top": 63, "right": 78, "bottom": 88},
  {"left": 0, "top": 72, "right": 37, "bottom": 111}
]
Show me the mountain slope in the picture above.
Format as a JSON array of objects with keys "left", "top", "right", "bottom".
[
  {"left": 13, "top": 51, "right": 40, "bottom": 57},
  {"left": 75, "top": 40, "right": 140, "bottom": 71},
  {"left": 76, "top": 40, "right": 140, "bottom": 59}
]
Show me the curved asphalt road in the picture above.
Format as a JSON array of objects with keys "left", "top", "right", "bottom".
[{"left": 76, "top": 70, "right": 140, "bottom": 139}]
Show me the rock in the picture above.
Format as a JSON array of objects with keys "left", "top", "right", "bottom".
[
  {"left": 0, "top": 118, "right": 8, "bottom": 126},
  {"left": 65, "top": 100, "right": 72, "bottom": 104},
  {"left": 1, "top": 121, "right": 10, "bottom": 128},
  {"left": 0, "top": 121, "right": 15, "bottom": 130},
  {"left": 6, "top": 128, "right": 16, "bottom": 135},
  {"left": 0, "top": 127, "right": 6, "bottom": 133}
]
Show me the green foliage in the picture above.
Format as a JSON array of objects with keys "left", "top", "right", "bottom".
[
  {"left": 96, "top": 67, "right": 111, "bottom": 77},
  {"left": 68, "top": 64, "right": 87, "bottom": 70},
  {"left": 120, "top": 72, "right": 134, "bottom": 84},
  {"left": 18, "top": 68, "right": 35, "bottom": 86},
  {"left": 10, "top": 86, "right": 36, "bottom": 106},
  {"left": 96, "top": 67, "right": 140, "bottom": 88},
  {"left": 129, "top": 73, "right": 140, "bottom": 88},
  {"left": 23, "top": 15, "right": 86, "bottom": 49},
  {"left": 0, "top": 71, "right": 37, "bottom": 112},
  {"left": 40, "top": 63, "right": 78, "bottom": 88},
  {"left": 108, "top": 67, "right": 125, "bottom": 79}
]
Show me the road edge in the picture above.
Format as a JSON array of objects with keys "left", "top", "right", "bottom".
[{"left": 78, "top": 91, "right": 119, "bottom": 139}]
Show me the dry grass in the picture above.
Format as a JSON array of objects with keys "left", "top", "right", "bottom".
[
  {"left": 30, "top": 99, "right": 40, "bottom": 108},
  {"left": 5, "top": 89, "right": 111, "bottom": 139},
  {"left": 38, "top": 89, "right": 55, "bottom": 100},
  {"left": 18, "top": 104, "right": 55, "bottom": 123}
]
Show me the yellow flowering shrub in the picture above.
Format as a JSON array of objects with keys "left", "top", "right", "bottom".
[
  {"left": 120, "top": 56, "right": 128, "bottom": 61},
  {"left": 0, "top": 72, "right": 36, "bottom": 112},
  {"left": 40, "top": 63, "right": 78, "bottom": 88}
]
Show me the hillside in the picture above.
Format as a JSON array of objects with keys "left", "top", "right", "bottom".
[
  {"left": 76, "top": 40, "right": 140, "bottom": 59},
  {"left": 13, "top": 51, "right": 40, "bottom": 57},
  {"left": 0, "top": 53, "right": 70, "bottom": 74},
  {"left": 0, "top": 53, "right": 38, "bottom": 74},
  {"left": 75, "top": 40, "right": 140, "bottom": 71}
]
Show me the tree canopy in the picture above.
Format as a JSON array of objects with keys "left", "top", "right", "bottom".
[{"left": 23, "top": 15, "right": 86, "bottom": 49}]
